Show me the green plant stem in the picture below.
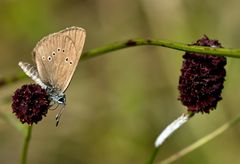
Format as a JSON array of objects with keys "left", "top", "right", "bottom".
[
  {"left": 147, "top": 147, "right": 160, "bottom": 164},
  {"left": 81, "top": 38, "right": 240, "bottom": 60},
  {"left": 158, "top": 113, "right": 240, "bottom": 164},
  {"left": 2, "top": 38, "right": 240, "bottom": 87},
  {"left": 21, "top": 125, "right": 32, "bottom": 164}
]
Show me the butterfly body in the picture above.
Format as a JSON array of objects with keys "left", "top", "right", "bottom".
[
  {"left": 18, "top": 26, "right": 86, "bottom": 125},
  {"left": 46, "top": 86, "right": 66, "bottom": 104}
]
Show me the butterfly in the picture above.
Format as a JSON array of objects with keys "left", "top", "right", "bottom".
[{"left": 18, "top": 26, "right": 86, "bottom": 125}]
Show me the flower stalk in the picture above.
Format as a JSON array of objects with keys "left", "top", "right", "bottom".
[{"left": 21, "top": 125, "right": 32, "bottom": 164}]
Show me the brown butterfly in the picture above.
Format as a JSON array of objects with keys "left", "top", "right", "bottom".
[{"left": 19, "top": 27, "right": 86, "bottom": 125}]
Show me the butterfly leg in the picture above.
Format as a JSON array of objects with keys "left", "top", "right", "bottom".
[
  {"left": 49, "top": 101, "right": 59, "bottom": 110},
  {"left": 55, "top": 105, "right": 65, "bottom": 126}
]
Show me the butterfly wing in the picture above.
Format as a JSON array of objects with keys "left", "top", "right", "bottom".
[
  {"left": 32, "top": 27, "right": 85, "bottom": 92},
  {"left": 60, "top": 27, "right": 86, "bottom": 57}
]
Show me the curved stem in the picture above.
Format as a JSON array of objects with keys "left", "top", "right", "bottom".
[
  {"left": 81, "top": 38, "right": 240, "bottom": 60},
  {"left": 2, "top": 38, "right": 240, "bottom": 87},
  {"left": 158, "top": 113, "right": 240, "bottom": 164},
  {"left": 21, "top": 125, "right": 33, "bottom": 164}
]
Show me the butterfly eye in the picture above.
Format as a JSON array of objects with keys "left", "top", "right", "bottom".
[
  {"left": 62, "top": 49, "right": 65, "bottom": 52},
  {"left": 69, "top": 61, "right": 73, "bottom": 65},
  {"left": 58, "top": 97, "right": 65, "bottom": 104},
  {"left": 57, "top": 48, "right": 60, "bottom": 52},
  {"left": 52, "top": 52, "right": 56, "bottom": 56},
  {"left": 65, "top": 57, "right": 69, "bottom": 62}
]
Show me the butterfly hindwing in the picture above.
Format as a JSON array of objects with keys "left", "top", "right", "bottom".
[
  {"left": 33, "top": 33, "right": 77, "bottom": 92},
  {"left": 32, "top": 27, "right": 86, "bottom": 92}
]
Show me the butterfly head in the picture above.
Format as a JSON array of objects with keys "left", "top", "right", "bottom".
[{"left": 52, "top": 93, "right": 66, "bottom": 105}]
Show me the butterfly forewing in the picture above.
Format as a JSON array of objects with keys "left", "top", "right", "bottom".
[{"left": 32, "top": 27, "right": 86, "bottom": 92}]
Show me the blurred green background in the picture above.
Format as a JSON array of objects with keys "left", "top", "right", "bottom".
[{"left": 1, "top": 0, "right": 240, "bottom": 163}]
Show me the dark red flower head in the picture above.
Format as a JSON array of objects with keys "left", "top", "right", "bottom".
[
  {"left": 178, "top": 35, "right": 226, "bottom": 113},
  {"left": 12, "top": 84, "right": 50, "bottom": 125}
]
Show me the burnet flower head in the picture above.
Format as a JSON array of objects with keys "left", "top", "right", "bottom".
[
  {"left": 178, "top": 35, "right": 227, "bottom": 113},
  {"left": 12, "top": 84, "right": 50, "bottom": 125},
  {"left": 155, "top": 36, "right": 227, "bottom": 148}
]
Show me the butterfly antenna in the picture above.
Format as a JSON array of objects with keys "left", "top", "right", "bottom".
[{"left": 55, "top": 105, "right": 65, "bottom": 126}]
